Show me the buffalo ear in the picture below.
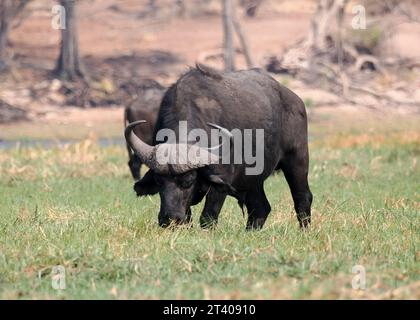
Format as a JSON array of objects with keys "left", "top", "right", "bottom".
[
  {"left": 134, "top": 170, "right": 159, "bottom": 197},
  {"left": 206, "top": 174, "right": 226, "bottom": 186},
  {"left": 204, "top": 173, "right": 238, "bottom": 196}
]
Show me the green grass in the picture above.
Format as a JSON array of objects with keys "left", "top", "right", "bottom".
[{"left": 0, "top": 135, "right": 419, "bottom": 299}]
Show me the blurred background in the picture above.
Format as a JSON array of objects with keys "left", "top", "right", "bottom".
[{"left": 0, "top": 0, "right": 419, "bottom": 144}]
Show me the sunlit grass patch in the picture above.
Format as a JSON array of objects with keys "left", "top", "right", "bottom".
[
  {"left": 0, "top": 130, "right": 418, "bottom": 299},
  {"left": 0, "top": 138, "right": 127, "bottom": 180},
  {"left": 311, "top": 130, "right": 420, "bottom": 149}
]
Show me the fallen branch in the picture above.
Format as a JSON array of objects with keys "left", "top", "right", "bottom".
[
  {"left": 351, "top": 54, "right": 384, "bottom": 74},
  {"left": 308, "top": 62, "right": 419, "bottom": 108}
]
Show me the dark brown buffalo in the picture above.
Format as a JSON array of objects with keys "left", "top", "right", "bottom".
[
  {"left": 124, "top": 82, "right": 166, "bottom": 180},
  {"left": 125, "top": 64, "right": 312, "bottom": 230}
]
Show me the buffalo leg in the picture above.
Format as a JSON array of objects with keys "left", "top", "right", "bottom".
[
  {"left": 280, "top": 152, "right": 313, "bottom": 228},
  {"left": 199, "top": 188, "right": 227, "bottom": 229},
  {"left": 245, "top": 186, "right": 271, "bottom": 230}
]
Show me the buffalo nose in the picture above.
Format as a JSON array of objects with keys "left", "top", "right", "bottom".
[{"left": 158, "top": 212, "right": 187, "bottom": 228}]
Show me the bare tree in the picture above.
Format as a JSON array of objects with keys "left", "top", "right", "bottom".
[
  {"left": 232, "top": 7, "right": 254, "bottom": 68},
  {"left": 222, "top": 0, "right": 235, "bottom": 71},
  {"left": 272, "top": 0, "right": 419, "bottom": 107},
  {"left": 277, "top": 0, "right": 350, "bottom": 74},
  {"left": 54, "top": 0, "right": 84, "bottom": 80},
  {"left": 306, "top": 0, "right": 349, "bottom": 53},
  {"left": 0, "top": 0, "right": 32, "bottom": 71},
  {"left": 222, "top": 0, "right": 255, "bottom": 70}
]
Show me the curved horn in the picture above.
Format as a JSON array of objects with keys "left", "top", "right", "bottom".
[
  {"left": 125, "top": 122, "right": 233, "bottom": 175},
  {"left": 207, "top": 123, "right": 233, "bottom": 140},
  {"left": 169, "top": 123, "right": 233, "bottom": 174},
  {"left": 207, "top": 122, "right": 233, "bottom": 151},
  {"left": 166, "top": 144, "right": 219, "bottom": 175},
  {"left": 125, "top": 120, "right": 168, "bottom": 173}
]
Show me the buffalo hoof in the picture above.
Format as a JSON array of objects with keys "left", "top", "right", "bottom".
[
  {"left": 246, "top": 218, "right": 267, "bottom": 230},
  {"left": 298, "top": 216, "right": 311, "bottom": 229}
]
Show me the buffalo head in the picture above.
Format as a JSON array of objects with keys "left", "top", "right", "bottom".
[{"left": 125, "top": 120, "right": 234, "bottom": 227}]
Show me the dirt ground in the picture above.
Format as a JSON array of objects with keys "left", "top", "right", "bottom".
[{"left": 0, "top": 0, "right": 419, "bottom": 140}]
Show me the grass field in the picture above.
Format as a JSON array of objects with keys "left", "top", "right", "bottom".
[{"left": 0, "top": 120, "right": 419, "bottom": 299}]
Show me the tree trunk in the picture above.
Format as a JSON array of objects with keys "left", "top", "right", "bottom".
[
  {"left": 0, "top": 16, "right": 10, "bottom": 71},
  {"left": 222, "top": 0, "right": 235, "bottom": 72},
  {"left": 278, "top": 0, "right": 350, "bottom": 73},
  {"left": 232, "top": 9, "right": 254, "bottom": 68},
  {"left": 306, "top": 0, "right": 349, "bottom": 53},
  {"left": 55, "top": 0, "right": 84, "bottom": 81},
  {"left": 0, "top": 0, "right": 31, "bottom": 71},
  {"left": 336, "top": 1, "right": 345, "bottom": 67}
]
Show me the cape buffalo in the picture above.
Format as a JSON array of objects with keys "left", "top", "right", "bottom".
[
  {"left": 125, "top": 64, "right": 312, "bottom": 230},
  {"left": 124, "top": 82, "right": 166, "bottom": 180}
]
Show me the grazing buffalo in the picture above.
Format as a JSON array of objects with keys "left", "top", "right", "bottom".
[
  {"left": 124, "top": 82, "right": 166, "bottom": 180},
  {"left": 125, "top": 64, "right": 312, "bottom": 229}
]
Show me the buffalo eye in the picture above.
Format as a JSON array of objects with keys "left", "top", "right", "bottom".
[{"left": 154, "top": 174, "right": 164, "bottom": 187}]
